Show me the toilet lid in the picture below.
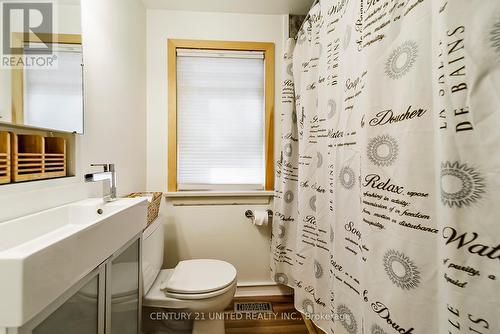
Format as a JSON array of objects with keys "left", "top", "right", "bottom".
[{"left": 160, "top": 259, "right": 236, "bottom": 294}]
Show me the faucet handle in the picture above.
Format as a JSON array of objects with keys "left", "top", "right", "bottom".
[{"left": 90, "top": 163, "right": 112, "bottom": 172}]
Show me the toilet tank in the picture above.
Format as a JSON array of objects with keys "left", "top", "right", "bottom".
[{"left": 142, "top": 217, "right": 164, "bottom": 293}]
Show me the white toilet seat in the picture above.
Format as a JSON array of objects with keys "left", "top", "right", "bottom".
[
  {"left": 143, "top": 269, "right": 237, "bottom": 308},
  {"left": 164, "top": 279, "right": 236, "bottom": 300},
  {"left": 160, "top": 259, "right": 237, "bottom": 295}
]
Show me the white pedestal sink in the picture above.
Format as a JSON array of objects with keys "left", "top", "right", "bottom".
[{"left": 0, "top": 198, "right": 147, "bottom": 328}]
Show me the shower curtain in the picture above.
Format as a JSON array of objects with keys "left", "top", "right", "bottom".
[{"left": 271, "top": 0, "right": 500, "bottom": 333}]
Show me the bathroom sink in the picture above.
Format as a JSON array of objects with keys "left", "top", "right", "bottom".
[{"left": 0, "top": 197, "right": 148, "bottom": 328}]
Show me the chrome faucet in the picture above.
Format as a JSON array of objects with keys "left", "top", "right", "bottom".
[{"left": 84, "top": 163, "right": 117, "bottom": 202}]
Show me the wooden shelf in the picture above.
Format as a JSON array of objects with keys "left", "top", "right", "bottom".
[
  {"left": 0, "top": 132, "right": 10, "bottom": 184},
  {"left": 9, "top": 133, "right": 67, "bottom": 183},
  {"left": 12, "top": 133, "right": 44, "bottom": 182},
  {"left": 44, "top": 137, "right": 66, "bottom": 178}
]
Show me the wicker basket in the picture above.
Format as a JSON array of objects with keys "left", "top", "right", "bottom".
[{"left": 126, "top": 192, "right": 162, "bottom": 226}]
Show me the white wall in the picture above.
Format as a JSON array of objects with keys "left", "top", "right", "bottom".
[
  {"left": 0, "top": 0, "right": 147, "bottom": 221},
  {"left": 80, "top": 0, "right": 147, "bottom": 196},
  {"left": 146, "top": 9, "right": 286, "bottom": 286},
  {"left": 55, "top": 4, "right": 82, "bottom": 34}
]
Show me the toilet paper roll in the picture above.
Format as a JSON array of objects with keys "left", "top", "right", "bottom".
[{"left": 252, "top": 210, "right": 269, "bottom": 226}]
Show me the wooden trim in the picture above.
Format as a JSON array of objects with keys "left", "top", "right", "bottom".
[
  {"left": 168, "top": 39, "right": 274, "bottom": 52},
  {"left": 11, "top": 68, "right": 24, "bottom": 124},
  {"left": 10, "top": 32, "right": 24, "bottom": 124},
  {"left": 10, "top": 33, "right": 82, "bottom": 125},
  {"left": 264, "top": 44, "right": 275, "bottom": 191},
  {"left": 167, "top": 39, "right": 275, "bottom": 192},
  {"left": 167, "top": 39, "right": 178, "bottom": 192},
  {"left": 11, "top": 32, "right": 82, "bottom": 45}
]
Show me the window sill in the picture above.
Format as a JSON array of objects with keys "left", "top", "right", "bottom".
[
  {"left": 164, "top": 190, "right": 274, "bottom": 198},
  {"left": 164, "top": 190, "right": 274, "bottom": 206}
]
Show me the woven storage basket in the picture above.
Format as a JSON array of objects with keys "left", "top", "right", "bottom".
[{"left": 126, "top": 192, "right": 162, "bottom": 225}]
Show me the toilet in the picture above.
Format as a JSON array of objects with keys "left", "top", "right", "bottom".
[{"left": 142, "top": 217, "right": 237, "bottom": 334}]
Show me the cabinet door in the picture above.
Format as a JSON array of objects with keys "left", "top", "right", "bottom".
[
  {"left": 18, "top": 265, "right": 105, "bottom": 334},
  {"left": 107, "top": 238, "right": 141, "bottom": 334}
]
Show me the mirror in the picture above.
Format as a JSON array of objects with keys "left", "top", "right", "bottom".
[{"left": 0, "top": 0, "right": 83, "bottom": 133}]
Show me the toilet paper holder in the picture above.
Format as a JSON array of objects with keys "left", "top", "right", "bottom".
[{"left": 245, "top": 209, "right": 273, "bottom": 219}]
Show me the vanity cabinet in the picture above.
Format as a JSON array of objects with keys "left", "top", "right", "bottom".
[
  {"left": 11, "top": 236, "right": 142, "bottom": 334},
  {"left": 108, "top": 239, "right": 140, "bottom": 334},
  {"left": 25, "top": 266, "right": 104, "bottom": 334}
]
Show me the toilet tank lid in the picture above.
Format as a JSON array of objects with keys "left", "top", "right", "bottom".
[{"left": 160, "top": 259, "right": 236, "bottom": 294}]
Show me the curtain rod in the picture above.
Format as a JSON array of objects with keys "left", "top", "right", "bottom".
[{"left": 295, "top": 0, "right": 320, "bottom": 39}]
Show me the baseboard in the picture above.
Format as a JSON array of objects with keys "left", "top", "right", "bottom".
[{"left": 235, "top": 282, "right": 294, "bottom": 297}]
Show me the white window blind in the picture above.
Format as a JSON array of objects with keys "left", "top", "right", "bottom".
[{"left": 176, "top": 49, "right": 266, "bottom": 190}]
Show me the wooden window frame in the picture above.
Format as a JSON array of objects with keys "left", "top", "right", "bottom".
[{"left": 167, "top": 39, "right": 275, "bottom": 192}]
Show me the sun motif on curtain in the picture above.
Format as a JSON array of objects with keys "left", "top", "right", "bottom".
[
  {"left": 274, "top": 273, "right": 288, "bottom": 285},
  {"left": 440, "top": 161, "right": 485, "bottom": 208},
  {"left": 367, "top": 135, "right": 399, "bottom": 167},
  {"left": 339, "top": 165, "right": 356, "bottom": 189},
  {"left": 385, "top": 40, "right": 418, "bottom": 80},
  {"left": 371, "top": 324, "right": 388, "bottom": 334},
  {"left": 336, "top": 304, "right": 358, "bottom": 334},
  {"left": 383, "top": 249, "right": 421, "bottom": 290}
]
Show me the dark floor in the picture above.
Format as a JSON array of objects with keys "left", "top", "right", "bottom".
[{"left": 225, "top": 295, "right": 309, "bottom": 334}]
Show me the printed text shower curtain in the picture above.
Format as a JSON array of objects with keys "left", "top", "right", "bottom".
[{"left": 271, "top": 0, "right": 500, "bottom": 333}]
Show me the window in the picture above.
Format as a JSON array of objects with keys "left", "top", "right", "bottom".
[{"left": 168, "top": 40, "right": 274, "bottom": 192}]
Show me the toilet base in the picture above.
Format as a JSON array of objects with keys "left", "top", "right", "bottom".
[
  {"left": 192, "top": 317, "right": 225, "bottom": 334},
  {"left": 142, "top": 308, "right": 226, "bottom": 334},
  {"left": 142, "top": 270, "right": 236, "bottom": 334},
  {"left": 142, "top": 307, "right": 193, "bottom": 334}
]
